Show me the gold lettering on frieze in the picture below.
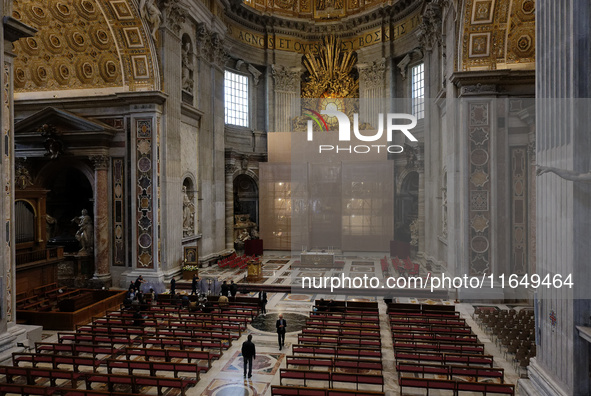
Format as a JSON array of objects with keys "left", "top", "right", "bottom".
[
  {"left": 226, "top": 10, "right": 420, "bottom": 52},
  {"left": 227, "top": 24, "right": 266, "bottom": 49}
]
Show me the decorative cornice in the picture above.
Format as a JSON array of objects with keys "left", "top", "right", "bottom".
[
  {"left": 225, "top": 162, "right": 238, "bottom": 175},
  {"left": 225, "top": 0, "right": 420, "bottom": 35},
  {"left": 359, "top": 58, "right": 386, "bottom": 90},
  {"left": 272, "top": 64, "right": 300, "bottom": 92},
  {"left": 90, "top": 155, "right": 110, "bottom": 170},
  {"left": 196, "top": 23, "right": 213, "bottom": 60},
  {"left": 416, "top": 1, "right": 444, "bottom": 52},
  {"left": 460, "top": 83, "right": 498, "bottom": 96},
  {"left": 160, "top": 0, "right": 187, "bottom": 36},
  {"left": 3, "top": 16, "right": 36, "bottom": 43},
  {"left": 195, "top": 25, "right": 228, "bottom": 69},
  {"left": 236, "top": 60, "right": 262, "bottom": 86},
  {"left": 15, "top": 159, "right": 33, "bottom": 190}
]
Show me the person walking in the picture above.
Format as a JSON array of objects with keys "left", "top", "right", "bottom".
[
  {"left": 276, "top": 314, "right": 287, "bottom": 350},
  {"left": 241, "top": 334, "right": 256, "bottom": 378}
]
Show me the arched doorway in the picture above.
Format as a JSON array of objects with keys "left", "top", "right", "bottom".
[
  {"left": 233, "top": 174, "right": 259, "bottom": 227},
  {"left": 42, "top": 166, "right": 93, "bottom": 252}
]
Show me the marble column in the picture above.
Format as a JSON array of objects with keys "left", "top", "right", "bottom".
[
  {"left": 90, "top": 155, "right": 111, "bottom": 286},
  {"left": 520, "top": 1, "right": 591, "bottom": 395},
  {"left": 271, "top": 65, "right": 300, "bottom": 132}
]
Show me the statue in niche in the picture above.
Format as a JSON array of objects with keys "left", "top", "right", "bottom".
[
  {"left": 409, "top": 218, "right": 419, "bottom": 247},
  {"left": 46, "top": 214, "right": 57, "bottom": 240},
  {"left": 182, "top": 185, "right": 195, "bottom": 237},
  {"left": 537, "top": 165, "right": 591, "bottom": 182},
  {"left": 139, "top": 0, "right": 162, "bottom": 40},
  {"left": 182, "top": 41, "right": 194, "bottom": 93},
  {"left": 71, "top": 209, "right": 93, "bottom": 254}
]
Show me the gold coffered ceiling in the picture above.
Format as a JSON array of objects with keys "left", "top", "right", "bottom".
[
  {"left": 461, "top": 0, "right": 535, "bottom": 71},
  {"left": 12, "top": 0, "right": 159, "bottom": 93}
]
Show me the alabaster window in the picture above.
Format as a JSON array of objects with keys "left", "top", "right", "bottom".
[
  {"left": 411, "top": 63, "right": 425, "bottom": 120},
  {"left": 224, "top": 70, "right": 249, "bottom": 127}
]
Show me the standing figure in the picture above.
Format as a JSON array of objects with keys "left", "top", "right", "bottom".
[
  {"left": 181, "top": 41, "right": 194, "bottom": 93},
  {"left": 221, "top": 280, "right": 229, "bottom": 297},
  {"left": 71, "top": 209, "right": 93, "bottom": 254},
  {"left": 170, "top": 277, "right": 176, "bottom": 296},
  {"left": 276, "top": 314, "right": 287, "bottom": 350},
  {"left": 191, "top": 274, "right": 199, "bottom": 295},
  {"left": 134, "top": 275, "right": 146, "bottom": 292},
  {"left": 230, "top": 280, "right": 238, "bottom": 298},
  {"left": 241, "top": 334, "right": 256, "bottom": 378},
  {"left": 182, "top": 186, "right": 195, "bottom": 237},
  {"left": 259, "top": 290, "right": 267, "bottom": 314}
]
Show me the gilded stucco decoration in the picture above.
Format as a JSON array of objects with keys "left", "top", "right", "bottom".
[
  {"left": 460, "top": 0, "right": 535, "bottom": 71},
  {"left": 301, "top": 36, "right": 358, "bottom": 99},
  {"left": 292, "top": 36, "right": 359, "bottom": 131},
  {"left": 13, "top": 0, "right": 159, "bottom": 93},
  {"left": 244, "top": 0, "right": 383, "bottom": 20}
]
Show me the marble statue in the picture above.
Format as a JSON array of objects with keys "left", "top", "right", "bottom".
[
  {"left": 409, "top": 218, "right": 419, "bottom": 247},
  {"left": 139, "top": 0, "right": 162, "bottom": 40},
  {"left": 182, "top": 41, "right": 194, "bottom": 93},
  {"left": 182, "top": 185, "right": 195, "bottom": 237},
  {"left": 46, "top": 214, "right": 57, "bottom": 240},
  {"left": 71, "top": 209, "right": 93, "bottom": 254},
  {"left": 237, "top": 228, "right": 251, "bottom": 242},
  {"left": 537, "top": 165, "right": 591, "bottom": 182}
]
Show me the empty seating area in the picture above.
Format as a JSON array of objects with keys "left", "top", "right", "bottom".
[
  {"left": 380, "top": 257, "right": 423, "bottom": 278},
  {"left": 217, "top": 253, "right": 259, "bottom": 269},
  {"left": 16, "top": 284, "right": 79, "bottom": 312},
  {"left": 273, "top": 300, "right": 385, "bottom": 396},
  {"left": 390, "top": 303, "right": 516, "bottom": 396},
  {"left": 391, "top": 257, "right": 421, "bottom": 277},
  {"left": 0, "top": 295, "right": 263, "bottom": 395},
  {"left": 473, "top": 307, "right": 536, "bottom": 376}
]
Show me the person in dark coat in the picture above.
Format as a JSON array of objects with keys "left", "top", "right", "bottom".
[
  {"left": 191, "top": 274, "right": 199, "bottom": 295},
  {"left": 230, "top": 280, "right": 238, "bottom": 298},
  {"left": 259, "top": 290, "right": 268, "bottom": 314},
  {"left": 170, "top": 277, "right": 176, "bottom": 295},
  {"left": 220, "top": 280, "right": 229, "bottom": 297},
  {"left": 241, "top": 334, "right": 256, "bottom": 378},
  {"left": 134, "top": 275, "right": 145, "bottom": 292},
  {"left": 132, "top": 308, "right": 144, "bottom": 327},
  {"left": 276, "top": 314, "right": 287, "bottom": 350}
]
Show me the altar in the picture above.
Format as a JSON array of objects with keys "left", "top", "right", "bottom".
[{"left": 300, "top": 251, "right": 335, "bottom": 266}]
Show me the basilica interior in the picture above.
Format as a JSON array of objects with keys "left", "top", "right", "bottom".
[{"left": 0, "top": 0, "right": 588, "bottom": 395}]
